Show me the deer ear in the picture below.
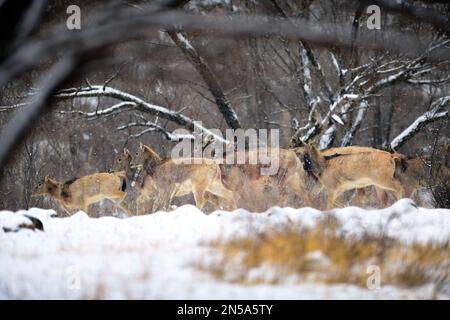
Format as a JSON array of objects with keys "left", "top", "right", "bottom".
[
  {"left": 290, "top": 136, "right": 305, "bottom": 148},
  {"left": 289, "top": 137, "right": 295, "bottom": 148},
  {"left": 139, "top": 142, "right": 144, "bottom": 149},
  {"left": 44, "top": 175, "right": 49, "bottom": 182}
]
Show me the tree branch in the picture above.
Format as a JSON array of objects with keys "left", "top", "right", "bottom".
[
  {"left": 390, "top": 95, "right": 449, "bottom": 150},
  {"left": 54, "top": 85, "right": 228, "bottom": 143},
  {"left": 167, "top": 29, "right": 241, "bottom": 129}
]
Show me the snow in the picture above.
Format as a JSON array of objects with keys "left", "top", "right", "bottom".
[
  {"left": 0, "top": 212, "right": 36, "bottom": 232},
  {"left": 342, "top": 94, "right": 359, "bottom": 100},
  {"left": 330, "top": 52, "right": 342, "bottom": 76},
  {"left": 331, "top": 114, "right": 344, "bottom": 125},
  {"left": 319, "top": 125, "right": 336, "bottom": 150},
  {"left": 300, "top": 47, "right": 313, "bottom": 103},
  {"left": 0, "top": 200, "right": 449, "bottom": 299},
  {"left": 176, "top": 32, "right": 195, "bottom": 51}
]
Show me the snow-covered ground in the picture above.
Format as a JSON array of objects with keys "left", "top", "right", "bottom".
[{"left": 0, "top": 199, "right": 449, "bottom": 299}]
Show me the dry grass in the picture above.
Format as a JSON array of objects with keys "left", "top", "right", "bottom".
[{"left": 207, "top": 215, "right": 450, "bottom": 292}]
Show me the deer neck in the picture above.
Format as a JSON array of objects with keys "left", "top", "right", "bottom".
[
  {"left": 315, "top": 154, "right": 327, "bottom": 175},
  {"left": 125, "top": 160, "right": 136, "bottom": 181},
  {"left": 300, "top": 145, "right": 324, "bottom": 178},
  {"left": 143, "top": 157, "right": 159, "bottom": 175},
  {"left": 46, "top": 182, "right": 64, "bottom": 200}
]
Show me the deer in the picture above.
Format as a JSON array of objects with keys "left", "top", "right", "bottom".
[
  {"left": 321, "top": 146, "right": 399, "bottom": 207},
  {"left": 32, "top": 173, "right": 131, "bottom": 217},
  {"left": 394, "top": 156, "right": 450, "bottom": 201},
  {"left": 291, "top": 141, "right": 404, "bottom": 210},
  {"left": 214, "top": 148, "right": 313, "bottom": 211},
  {"left": 130, "top": 143, "right": 236, "bottom": 212},
  {"left": 114, "top": 148, "right": 157, "bottom": 215},
  {"left": 290, "top": 137, "right": 392, "bottom": 206},
  {"left": 133, "top": 143, "right": 315, "bottom": 212},
  {"left": 321, "top": 147, "right": 445, "bottom": 207},
  {"left": 115, "top": 147, "right": 228, "bottom": 213}
]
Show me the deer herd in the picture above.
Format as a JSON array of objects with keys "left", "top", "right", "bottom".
[{"left": 32, "top": 140, "right": 444, "bottom": 217}]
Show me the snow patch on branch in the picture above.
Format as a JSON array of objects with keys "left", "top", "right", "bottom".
[
  {"left": 300, "top": 47, "right": 313, "bottom": 106},
  {"left": 331, "top": 114, "right": 344, "bottom": 125},
  {"left": 60, "top": 101, "right": 137, "bottom": 118},
  {"left": 319, "top": 126, "right": 336, "bottom": 150},
  {"left": 55, "top": 85, "right": 229, "bottom": 144},
  {"left": 176, "top": 32, "right": 194, "bottom": 51},
  {"left": 390, "top": 96, "right": 450, "bottom": 150},
  {"left": 341, "top": 100, "right": 368, "bottom": 147}
]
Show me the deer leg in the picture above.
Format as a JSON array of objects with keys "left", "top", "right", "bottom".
[
  {"left": 192, "top": 183, "right": 208, "bottom": 209},
  {"left": 352, "top": 188, "right": 366, "bottom": 206},
  {"left": 326, "top": 185, "right": 348, "bottom": 210},
  {"left": 82, "top": 205, "right": 90, "bottom": 216},
  {"left": 311, "top": 183, "right": 323, "bottom": 197},
  {"left": 281, "top": 178, "right": 295, "bottom": 206},
  {"left": 136, "top": 198, "right": 142, "bottom": 216},
  {"left": 205, "top": 192, "right": 222, "bottom": 209},
  {"left": 375, "top": 187, "right": 389, "bottom": 207},
  {"left": 167, "top": 186, "right": 179, "bottom": 210},
  {"left": 136, "top": 196, "right": 144, "bottom": 215},
  {"left": 137, "top": 194, "right": 151, "bottom": 215},
  {"left": 279, "top": 190, "right": 289, "bottom": 207},
  {"left": 109, "top": 192, "right": 126, "bottom": 216},
  {"left": 385, "top": 179, "right": 404, "bottom": 201},
  {"left": 410, "top": 188, "right": 418, "bottom": 200},
  {"left": 61, "top": 206, "right": 73, "bottom": 217},
  {"left": 116, "top": 198, "right": 131, "bottom": 216},
  {"left": 403, "top": 184, "right": 414, "bottom": 200},
  {"left": 332, "top": 194, "right": 346, "bottom": 209},
  {"left": 326, "top": 190, "right": 338, "bottom": 210},
  {"left": 206, "top": 180, "right": 236, "bottom": 211},
  {"left": 286, "top": 178, "right": 311, "bottom": 207},
  {"left": 155, "top": 187, "right": 172, "bottom": 211}
]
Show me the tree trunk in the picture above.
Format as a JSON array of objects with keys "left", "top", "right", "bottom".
[
  {"left": 372, "top": 98, "right": 382, "bottom": 148},
  {"left": 167, "top": 30, "right": 241, "bottom": 129}
]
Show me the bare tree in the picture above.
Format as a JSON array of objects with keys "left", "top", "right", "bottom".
[{"left": 1, "top": 0, "right": 449, "bottom": 211}]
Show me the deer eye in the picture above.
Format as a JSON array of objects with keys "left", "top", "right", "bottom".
[
  {"left": 135, "top": 152, "right": 139, "bottom": 156},
  {"left": 118, "top": 159, "right": 122, "bottom": 162}
]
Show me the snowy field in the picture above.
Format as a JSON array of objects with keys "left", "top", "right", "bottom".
[{"left": 0, "top": 199, "right": 449, "bottom": 299}]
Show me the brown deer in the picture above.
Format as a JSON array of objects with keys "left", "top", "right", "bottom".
[
  {"left": 131, "top": 143, "right": 236, "bottom": 211},
  {"left": 214, "top": 148, "right": 313, "bottom": 211},
  {"left": 115, "top": 147, "right": 231, "bottom": 213},
  {"left": 119, "top": 146, "right": 311, "bottom": 212},
  {"left": 321, "top": 146, "right": 397, "bottom": 206},
  {"left": 321, "top": 146, "right": 449, "bottom": 207},
  {"left": 392, "top": 145, "right": 450, "bottom": 206},
  {"left": 292, "top": 142, "right": 404, "bottom": 209},
  {"left": 114, "top": 148, "right": 156, "bottom": 215},
  {"left": 394, "top": 156, "right": 449, "bottom": 201},
  {"left": 32, "top": 173, "right": 130, "bottom": 216}
]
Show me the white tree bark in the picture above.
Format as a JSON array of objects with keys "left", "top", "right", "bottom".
[{"left": 341, "top": 100, "right": 369, "bottom": 147}]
